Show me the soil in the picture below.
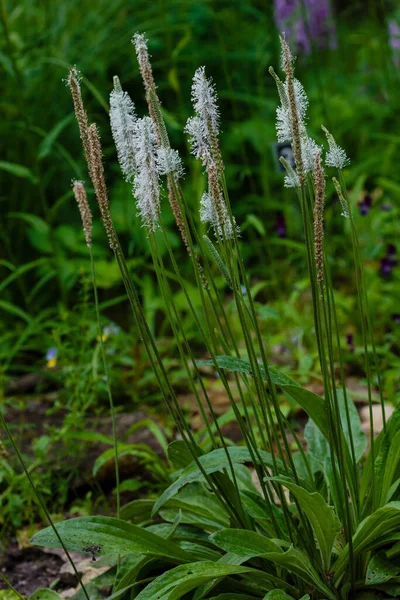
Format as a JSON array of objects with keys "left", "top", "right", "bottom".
[{"left": 1, "top": 543, "right": 64, "bottom": 596}]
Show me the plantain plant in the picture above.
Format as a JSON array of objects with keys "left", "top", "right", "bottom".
[{"left": 21, "top": 34, "right": 400, "bottom": 599}]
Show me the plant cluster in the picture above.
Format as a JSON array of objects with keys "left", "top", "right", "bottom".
[{"left": 1, "top": 32, "right": 398, "bottom": 600}]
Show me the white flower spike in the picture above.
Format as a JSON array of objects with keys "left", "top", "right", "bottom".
[{"left": 109, "top": 76, "right": 137, "bottom": 182}]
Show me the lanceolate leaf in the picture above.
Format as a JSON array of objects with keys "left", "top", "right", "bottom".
[
  {"left": 152, "top": 447, "right": 283, "bottom": 515},
  {"left": 133, "top": 562, "right": 256, "bottom": 600},
  {"left": 334, "top": 503, "right": 400, "bottom": 584},
  {"left": 366, "top": 554, "right": 400, "bottom": 586},
  {"left": 210, "top": 529, "right": 282, "bottom": 558},
  {"left": 262, "top": 592, "right": 295, "bottom": 599},
  {"left": 260, "top": 546, "right": 336, "bottom": 600},
  {"left": 30, "top": 516, "right": 192, "bottom": 563},
  {"left": 270, "top": 477, "right": 341, "bottom": 570},
  {"left": 378, "top": 430, "right": 400, "bottom": 507}
]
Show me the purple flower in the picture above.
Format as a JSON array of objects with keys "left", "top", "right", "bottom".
[
  {"left": 358, "top": 194, "right": 372, "bottom": 216},
  {"left": 392, "top": 313, "right": 400, "bottom": 324},
  {"left": 380, "top": 246, "right": 397, "bottom": 278},
  {"left": 274, "top": 0, "right": 336, "bottom": 55},
  {"left": 389, "top": 19, "right": 400, "bottom": 67},
  {"left": 275, "top": 213, "right": 287, "bottom": 238},
  {"left": 346, "top": 333, "right": 354, "bottom": 354},
  {"left": 381, "top": 203, "right": 392, "bottom": 212}
]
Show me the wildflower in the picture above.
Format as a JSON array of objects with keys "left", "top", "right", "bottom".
[
  {"left": 346, "top": 333, "right": 355, "bottom": 354},
  {"left": 392, "top": 313, "right": 400, "bottom": 324},
  {"left": 98, "top": 323, "right": 121, "bottom": 343},
  {"left": 109, "top": 76, "right": 137, "bottom": 182},
  {"left": 358, "top": 194, "right": 372, "bottom": 216},
  {"left": 389, "top": 19, "right": 400, "bottom": 68},
  {"left": 87, "top": 124, "right": 117, "bottom": 250},
  {"left": 381, "top": 203, "right": 392, "bottom": 212},
  {"left": 72, "top": 181, "right": 92, "bottom": 247},
  {"left": 313, "top": 150, "right": 325, "bottom": 284},
  {"left": 68, "top": 67, "right": 92, "bottom": 178},
  {"left": 185, "top": 66, "right": 221, "bottom": 170},
  {"left": 332, "top": 177, "right": 350, "bottom": 219},
  {"left": 132, "top": 33, "right": 157, "bottom": 98},
  {"left": 186, "top": 66, "right": 238, "bottom": 241},
  {"left": 321, "top": 125, "right": 350, "bottom": 170},
  {"left": 275, "top": 213, "right": 287, "bottom": 238},
  {"left": 132, "top": 117, "right": 160, "bottom": 231},
  {"left": 274, "top": 0, "right": 336, "bottom": 55},
  {"left": 46, "top": 347, "right": 58, "bottom": 368},
  {"left": 380, "top": 244, "right": 397, "bottom": 278},
  {"left": 156, "top": 147, "right": 184, "bottom": 178}
]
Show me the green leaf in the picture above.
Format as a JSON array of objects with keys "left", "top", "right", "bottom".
[
  {"left": 366, "top": 554, "right": 400, "bottom": 585},
  {"left": 262, "top": 592, "right": 295, "bottom": 600},
  {"left": 30, "top": 516, "right": 192, "bottom": 563},
  {"left": 260, "top": 546, "right": 335, "bottom": 599},
  {"left": 38, "top": 114, "right": 74, "bottom": 159},
  {"left": 0, "top": 300, "right": 32, "bottom": 323},
  {"left": 30, "top": 590, "right": 61, "bottom": 600},
  {"left": 120, "top": 499, "right": 154, "bottom": 521},
  {"left": 168, "top": 440, "right": 203, "bottom": 469},
  {"left": 133, "top": 562, "right": 256, "bottom": 600},
  {"left": 161, "top": 496, "right": 230, "bottom": 529},
  {"left": 206, "top": 594, "right": 259, "bottom": 600},
  {"left": 0, "top": 161, "right": 38, "bottom": 183},
  {"left": 211, "top": 529, "right": 282, "bottom": 558},
  {"left": 334, "top": 503, "right": 400, "bottom": 584},
  {"left": 152, "top": 446, "right": 283, "bottom": 515},
  {"left": 378, "top": 429, "right": 400, "bottom": 507},
  {"left": 270, "top": 477, "right": 341, "bottom": 570}
]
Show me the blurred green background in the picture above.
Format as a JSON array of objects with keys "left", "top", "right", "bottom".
[{"left": 1, "top": 0, "right": 400, "bottom": 530}]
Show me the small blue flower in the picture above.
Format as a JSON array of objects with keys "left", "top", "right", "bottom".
[{"left": 46, "top": 347, "right": 58, "bottom": 361}]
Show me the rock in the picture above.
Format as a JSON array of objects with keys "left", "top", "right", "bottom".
[{"left": 360, "top": 404, "right": 394, "bottom": 436}]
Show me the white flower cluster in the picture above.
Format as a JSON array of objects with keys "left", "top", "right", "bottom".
[
  {"left": 132, "top": 117, "right": 160, "bottom": 231},
  {"left": 109, "top": 80, "right": 183, "bottom": 230},
  {"left": 273, "top": 73, "right": 321, "bottom": 186},
  {"left": 110, "top": 85, "right": 137, "bottom": 182},
  {"left": 200, "top": 192, "right": 239, "bottom": 240},
  {"left": 322, "top": 125, "right": 350, "bottom": 170},
  {"left": 184, "top": 66, "right": 219, "bottom": 167}
]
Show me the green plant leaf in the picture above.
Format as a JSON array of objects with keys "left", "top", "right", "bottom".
[
  {"left": 38, "top": 114, "right": 74, "bottom": 159},
  {"left": 168, "top": 440, "right": 203, "bottom": 469},
  {"left": 334, "top": 503, "right": 400, "bottom": 584},
  {"left": 262, "top": 592, "right": 295, "bottom": 600},
  {"left": 0, "top": 161, "right": 38, "bottom": 183},
  {"left": 133, "top": 561, "right": 257, "bottom": 600},
  {"left": 270, "top": 476, "right": 341, "bottom": 570},
  {"left": 30, "top": 590, "right": 61, "bottom": 600},
  {"left": 152, "top": 446, "right": 283, "bottom": 515},
  {"left": 30, "top": 516, "right": 192, "bottom": 563},
  {"left": 366, "top": 554, "right": 400, "bottom": 585},
  {"left": 260, "top": 546, "right": 335, "bottom": 599},
  {"left": 210, "top": 529, "right": 282, "bottom": 558}
]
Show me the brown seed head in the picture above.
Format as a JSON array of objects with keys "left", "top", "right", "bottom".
[
  {"left": 68, "top": 67, "right": 92, "bottom": 178},
  {"left": 73, "top": 180, "right": 92, "bottom": 247},
  {"left": 87, "top": 124, "right": 117, "bottom": 250},
  {"left": 313, "top": 151, "right": 325, "bottom": 284},
  {"left": 279, "top": 37, "right": 305, "bottom": 187}
]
